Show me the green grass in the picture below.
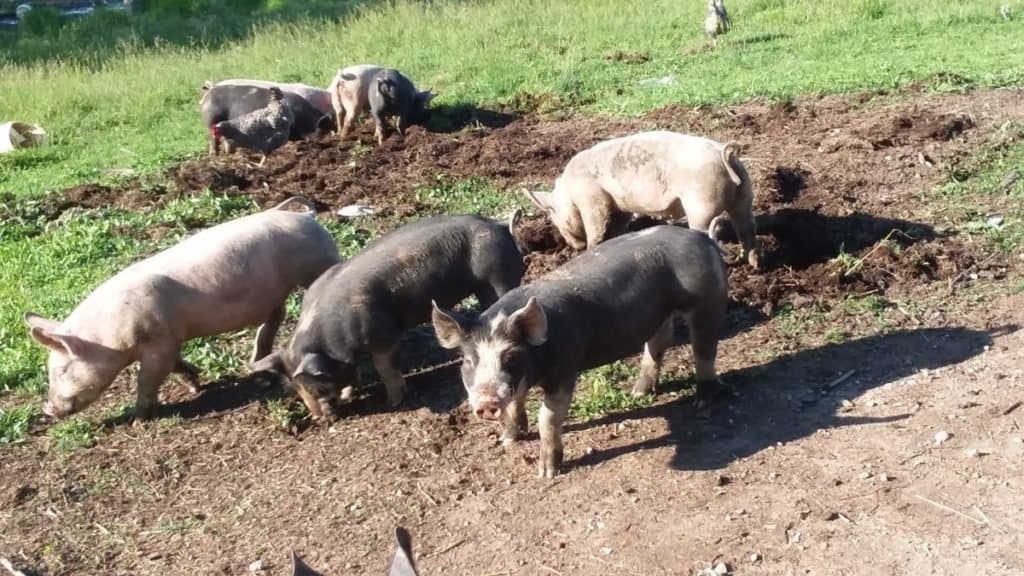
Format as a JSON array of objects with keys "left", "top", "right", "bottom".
[
  {"left": 570, "top": 362, "right": 654, "bottom": 421},
  {"left": 934, "top": 129, "right": 1024, "bottom": 252},
  {"left": 2, "top": 0, "right": 1022, "bottom": 199},
  {"left": 0, "top": 403, "right": 39, "bottom": 444},
  {"left": 46, "top": 416, "right": 99, "bottom": 452}
]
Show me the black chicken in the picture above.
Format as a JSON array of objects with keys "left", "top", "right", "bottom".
[{"left": 212, "top": 86, "right": 294, "bottom": 166}]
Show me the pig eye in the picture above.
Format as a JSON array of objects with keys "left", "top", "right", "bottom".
[
  {"left": 501, "top": 349, "right": 523, "bottom": 373},
  {"left": 461, "top": 354, "right": 476, "bottom": 368}
]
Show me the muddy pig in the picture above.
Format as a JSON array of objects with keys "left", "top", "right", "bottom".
[
  {"left": 200, "top": 81, "right": 334, "bottom": 155},
  {"left": 330, "top": 64, "right": 435, "bottom": 144},
  {"left": 24, "top": 198, "right": 341, "bottom": 421},
  {"left": 250, "top": 213, "right": 525, "bottom": 418},
  {"left": 432, "top": 225, "right": 728, "bottom": 478},
  {"left": 367, "top": 68, "right": 436, "bottom": 145},
  {"left": 525, "top": 130, "right": 761, "bottom": 268}
]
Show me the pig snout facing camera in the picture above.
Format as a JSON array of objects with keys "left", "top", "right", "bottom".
[
  {"left": 330, "top": 64, "right": 435, "bottom": 145},
  {"left": 525, "top": 130, "right": 762, "bottom": 269},
  {"left": 291, "top": 526, "right": 421, "bottom": 576},
  {"left": 24, "top": 197, "right": 340, "bottom": 422},
  {"left": 251, "top": 213, "right": 525, "bottom": 420},
  {"left": 432, "top": 225, "right": 729, "bottom": 478}
]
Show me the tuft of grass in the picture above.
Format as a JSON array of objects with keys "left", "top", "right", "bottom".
[
  {"left": 2, "top": 0, "right": 1022, "bottom": 199},
  {"left": 934, "top": 133, "right": 1024, "bottom": 252},
  {"left": 570, "top": 362, "right": 653, "bottom": 421},
  {"left": 47, "top": 417, "right": 99, "bottom": 452},
  {"left": 841, "top": 294, "right": 889, "bottom": 316},
  {"left": 0, "top": 403, "right": 39, "bottom": 444},
  {"left": 265, "top": 397, "right": 308, "bottom": 430},
  {"left": 414, "top": 176, "right": 523, "bottom": 218}
]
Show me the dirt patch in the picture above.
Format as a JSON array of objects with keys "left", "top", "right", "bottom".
[
  {"left": 602, "top": 50, "right": 651, "bottom": 64},
  {"left": 3, "top": 87, "right": 1024, "bottom": 576}
]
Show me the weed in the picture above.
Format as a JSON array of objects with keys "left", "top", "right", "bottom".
[
  {"left": 265, "top": 398, "right": 308, "bottom": 430},
  {"left": 47, "top": 417, "right": 99, "bottom": 452},
  {"left": 0, "top": 403, "right": 39, "bottom": 444},
  {"left": 415, "top": 176, "right": 523, "bottom": 217},
  {"left": 571, "top": 362, "right": 652, "bottom": 421}
]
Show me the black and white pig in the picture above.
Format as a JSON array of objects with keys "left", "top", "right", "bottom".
[
  {"left": 431, "top": 225, "right": 729, "bottom": 478},
  {"left": 250, "top": 213, "right": 525, "bottom": 418},
  {"left": 199, "top": 81, "right": 334, "bottom": 155}
]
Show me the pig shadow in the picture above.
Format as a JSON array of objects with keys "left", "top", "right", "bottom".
[
  {"left": 731, "top": 32, "right": 791, "bottom": 47},
  {"left": 565, "top": 326, "right": 1002, "bottom": 473},
  {"left": 424, "top": 103, "right": 519, "bottom": 133},
  {"left": 714, "top": 208, "right": 937, "bottom": 271}
]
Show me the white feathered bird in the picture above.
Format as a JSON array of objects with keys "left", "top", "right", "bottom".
[{"left": 704, "top": 0, "right": 731, "bottom": 47}]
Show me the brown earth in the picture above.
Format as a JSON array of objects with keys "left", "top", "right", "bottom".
[{"left": 2, "top": 87, "right": 1024, "bottom": 576}]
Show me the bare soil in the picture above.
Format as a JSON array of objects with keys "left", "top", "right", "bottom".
[{"left": 2, "top": 87, "right": 1024, "bottom": 576}]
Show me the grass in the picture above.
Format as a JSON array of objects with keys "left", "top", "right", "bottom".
[
  {"left": 0, "top": 403, "right": 38, "bottom": 444},
  {"left": 570, "top": 362, "right": 654, "bottom": 421},
  {"left": 934, "top": 127, "right": 1024, "bottom": 252},
  {"left": 1, "top": 0, "right": 1022, "bottom": 199},
  {"left": 46, "top": 416, "right": 99, "bottom": 452}
]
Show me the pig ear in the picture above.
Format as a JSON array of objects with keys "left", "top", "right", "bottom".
[
  {"left": 341, "top": 72, "right": 357, "bottom": 81},
  {"left": 417, "top": 90, "right": 436, "bottom": 106},
  {"left": 293, "top": 353, "right": 331, "bottom": 379},
  {"left": 24, "top": 313, "right": 85, "bottom": 357},
  {"left": 290, "top": 551, "right": 323, "bottom": 576},
  {"left": 522, "top": 189, "right": 554, "bottom": 214},
  {"left": 389, "top": 527, "right": 420, "bottom": 576},
  {"left": 431, "top": 301, "right": 466, "bottom": 349},
  {"left": 249, "top": 351, "right": 285, "bottom": 374},
  {"left": 509, "top": 297, "right": 547, "bottom": 346}
]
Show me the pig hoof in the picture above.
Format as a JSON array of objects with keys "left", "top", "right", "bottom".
[
  {"left": 501, "top": 430, "right": 524, "bottom": 446},
  {"left": 538, "top": 463, "right": 560, "bottom": 479},
  {"left": 631, "top": 378, "right": 655, "bottom": 396}
]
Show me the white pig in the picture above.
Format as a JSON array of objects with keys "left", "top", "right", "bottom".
[
  {"left": 525, "top": 130, "right": 761, "bottom": 268},
  {"left": 24, "top": 197, "right": 341, "bottom": 421}
]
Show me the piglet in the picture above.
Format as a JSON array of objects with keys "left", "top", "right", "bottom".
[
  {"left": 251, "top": 213, "right": 524, "bottom": 419},
  {"left": 330, "top": 64, "right": 435, "bottom": 145},
  {"left": 24, "top": 197, "right": 341, "bottom": 421},
  {"left": 432, "top": 225, "right": 729, "bottom": 478},
  {"left": 367, "top": 68, "right": 436, "bottom": 145}
]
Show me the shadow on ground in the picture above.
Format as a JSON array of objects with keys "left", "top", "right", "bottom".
[{"left": 568, "top": 325, "right": 1005, "bottom": 472}]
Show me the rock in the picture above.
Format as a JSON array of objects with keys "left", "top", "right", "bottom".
[
  {"left": 934, "top": 431, "right": 952, "bottom": 445},
  {"left": 880, "top": 473, "right": 892, "bottom": 482},
  {"left": 599, "top": 547, "right": 613, "bottom": 556},
  {"left": 750, "top": 553, "right": 761, "bottom": 563},
  {"left": 714, "top": 561, "right": 730, "bottom": 575},
  {"left": 336, "top": 204, "right": 376, "bottom": 218},
  {"left": 859, "top": 471, "right": 873, "bottom": 480},
  {"left": 248, "top": 560, "right": 263, "bottom": 574}
]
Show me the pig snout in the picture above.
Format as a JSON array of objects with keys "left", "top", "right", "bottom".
[
  {"left": 42, "top": 397, "right": 74, "bottom": 419},
  {"left": 468, "top": 391, "right": 511, "bottom": 420}
]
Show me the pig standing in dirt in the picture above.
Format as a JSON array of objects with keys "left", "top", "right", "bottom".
[
  {"left": 432, "top": 225, "right": 729, "bottom": 478},
  {"left": 525, "top": 130, "right": 761, "bottom": 268},
  {"left": 24, "top": 198, "right": 341, "bottom": 421},
  {"left": 330, "top": 64, "right": 435, "bottom": 145},
  {"left": 250, "top": 213, "right": 524, "bottom": 419},
  {"left": 200, "top": 81, "right": 334, "bottom": 156}
]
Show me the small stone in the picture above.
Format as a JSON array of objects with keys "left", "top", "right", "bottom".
[
  {"left": 599, "top": 547, "right": 613, "bottom": 556},
  {"left": 585, "top": 446, "right": 595, "bottom": 455},
  {"left": 248, "top": 560, "right": 263, "bottom": 574},
  {"left": 340, "top": 386, "right": 354, "bottom": 402},
  {"left": 934, "top": 431, "right": 951, "bottom": 445},
  {"left": 716, "top": 475, "right": 732, "bottom": 486},
  {"left": 787, "top": 530, "right": 802, "bottom": 544},
  {"left": 750, "top": 553, "right": 761, "bottom": 563},
  {"left": 713, "top": 561, "right": 730, "bottom": 575},
  {"left": 880, "top": 473, "right": 892, "bottom": 482},
  {"left": 859, "top": 471, "right": 873, "bottom": 480}
]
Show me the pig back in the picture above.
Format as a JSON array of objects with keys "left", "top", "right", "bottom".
[
  {"left": 523, "top": 225, "right": 726, "bottom": 370},
  {"left": 117, "top": 210, "right": 337, "bottom": 342}
]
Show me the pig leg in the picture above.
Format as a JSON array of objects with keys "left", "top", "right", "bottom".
[
  {"left": 538, "top": 384, "right": 573, "bottom": 478},
  {"left": 339, "top": 107, "right": 357, "bottom": 142},
  {"left": 371, "top": 347, "right": 407, "bottom": 407},
  {"left": 251, "top": 305, "right": 286, "bottom": 364},
  {"left": 684, "top": 304, "right": 725, "bottom": 404},
  {"left": 576, "top": 186, "right": 614, "bottom": 249},
  {"left": 632, "top": 316, "right": 674, "bottom": 396},
  {"left": 501, "top": 384, "right": 530, "bottom": 445},
  {"left": 135, "top": 350, "right": 177, "bottom": 421},
  {"left": 371, "top": 110, "right": 388, "bottom": 146},
  {"left": 173, "top": 357, "right": 201, "bottom": 394}
]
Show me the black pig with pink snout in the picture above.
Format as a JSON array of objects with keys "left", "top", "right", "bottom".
[{"left": 432, "top": 225, "right": 729, "bottom": 478}]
